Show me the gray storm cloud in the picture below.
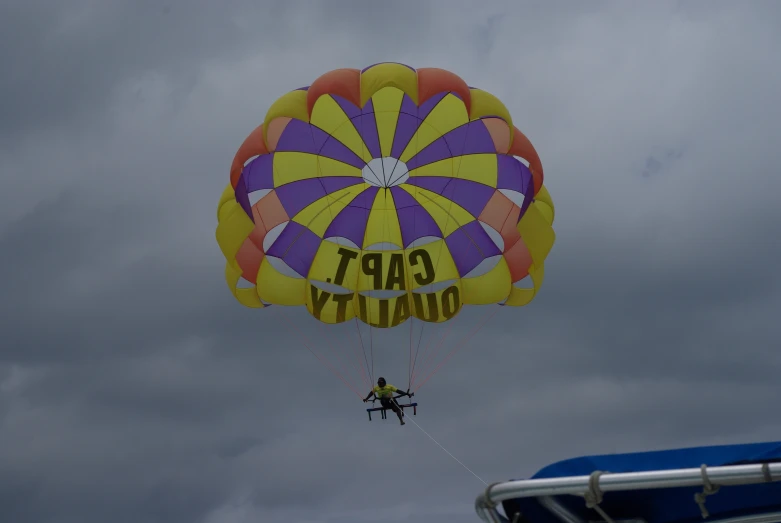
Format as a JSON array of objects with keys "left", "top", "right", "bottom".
[{"left": 1, "top": 1, "right": 780, "bottom": 522}]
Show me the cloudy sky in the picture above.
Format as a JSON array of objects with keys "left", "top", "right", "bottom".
[{"left": 2, "top": 1, "right": 781, "bottom": 522}]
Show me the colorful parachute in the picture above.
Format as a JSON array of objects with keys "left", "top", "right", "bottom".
[{"left": 215, "top": 63, "right": 555, "bottom": 329}]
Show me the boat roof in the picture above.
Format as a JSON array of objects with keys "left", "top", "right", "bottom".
[{"left": 476, "top": 440, "right": 781, "bottom": 523}]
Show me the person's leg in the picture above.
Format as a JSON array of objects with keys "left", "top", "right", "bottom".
[
  {"left": 390, "top": 399, "right": 404, "bottom": 424},
  {"left": 379, "top": 398, "right": 404, "bottom": 424}
]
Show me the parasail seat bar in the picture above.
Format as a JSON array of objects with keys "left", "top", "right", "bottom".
[
  {"left": 366, "top": 402, "right": 417, "bottom": 421},
  {"left": 366, "top": 395, "right": 418, "bottom": 421},
  {"left": 474, "top": 440, "right": 781, "bottom": 523}
]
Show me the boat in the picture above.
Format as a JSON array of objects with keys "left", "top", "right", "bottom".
[{"left": 475, "top": 440, "right": 781, "bottom": 522}]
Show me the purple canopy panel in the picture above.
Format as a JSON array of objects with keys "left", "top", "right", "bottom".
[
  {"left": 445, "top": 220, "right": 502, "bottom": 276},
  {"left": 274, "top": 177, "right": 363, "bottom": 219},
  {"left": 265, "top": 221, "right": 322, "bottom": 278},
  {"left": 405, "top": 177, "right": 495, "bottom": 218},
  {"left": 406, "top": 119, "right": 496, "bottom": 170},
  {"left": 390, "top": 186, "right": 443, "bottom": 247}
]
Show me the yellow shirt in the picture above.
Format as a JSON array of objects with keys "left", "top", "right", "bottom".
[{"left": 373, "top": 384, "right": 398, "bottom": 398}]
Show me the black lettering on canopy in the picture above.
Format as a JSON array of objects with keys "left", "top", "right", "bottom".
[
  {"left": 331, "top": 293, "right": 354, "bottom": 322},
  {"left": 441, "top": 285, "right": 460, "bottom": 319},
  {"left": 372, "top": 299, "right": 390, "bottom": 328},
  {"left": 391, "top": 295, "right": 410, "bottom": 326},
  {"left": 361, "top": 253, "right": 383, "bottom": 290},
  {"left": 385, "top": 253, "right": 406, "bottom": 290},
  {"left": 358, "top": 294, "right": 368, "bottom": 322},
  {"left": 334, "top": 248, "right": 358, "bottom": 286},
  {"left": 409, "top": 249, "right": 435, "bottom": 286},
  {"left": 357, "top": 294, "right": 390, "bottom": 328},
  {"left": 310, "top": 284, "right": 331, "bottom": 320},
  {"left": 413, "top": 292, "right": 439, "bottom": 322}
]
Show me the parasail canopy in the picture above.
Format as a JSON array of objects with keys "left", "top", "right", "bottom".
[{"left": 215, "top": 62, "right": 556, "bottom": 328}]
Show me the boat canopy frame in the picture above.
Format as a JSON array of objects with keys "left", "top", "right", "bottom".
[{"left": 475, "top": 443, "right": 781, "bottom": 523}]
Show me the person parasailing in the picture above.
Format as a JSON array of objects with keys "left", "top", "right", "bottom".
[
  {"left": 363, "top": 377, "right": 412, "bottom": 425},
  {"left": 215, "top": 63, "right": 557, "bottom": 413}
]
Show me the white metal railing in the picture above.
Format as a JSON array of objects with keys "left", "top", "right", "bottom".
[{"left": 475, "top": 462, "right": 781, "bottom": 523}]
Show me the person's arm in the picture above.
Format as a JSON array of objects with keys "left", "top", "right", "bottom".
[
  {"left": 363, "top": 389, "right": 375, "bottom": 401},
  {"left": 392, "top": 386, "right": 410, "bottom": 397}
]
